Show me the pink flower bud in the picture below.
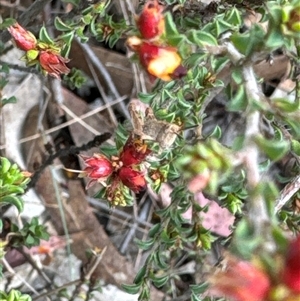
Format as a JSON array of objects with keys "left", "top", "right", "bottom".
[
  {"left": 39, "top": 50, "right": 70, "bottom": 78},
  {"left": 118, "top": 166, "right": 147, "bottom": 193},
  {"left": 8, "top": 23, "right": 37, "bottom": 51},
  {"left": 80, "top": 154, "right": 113, "bottom": 180}
]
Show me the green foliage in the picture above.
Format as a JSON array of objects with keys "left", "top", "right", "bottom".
[
  {"left": 63, "top": 68, "right": 87, "bottom": 90},
  {"left": 219, "top": 171, "right": 247, "bottom": 215},
  {"left": 10, "top": 217, "right": 50, "bottom": 248},
  {"left": 2, "top": 0, "right": 300, "bottom": 299},
  {"left": 0, "top": 157, "right": 30, "bottom": 213},
  {"left": 255, "top": 135, "right": 290, "bottom": 161},
  {"left": 0, "top": 290, "right": 31, "bottom": 301}
]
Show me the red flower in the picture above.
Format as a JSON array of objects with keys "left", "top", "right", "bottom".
[
  {"left": 79, "top": 154, "right": 113, "bottom": 188},
  {"left": 8, "top": 23, "right": 37, "bottom": 51},
  {"left": 39, "top": 50, "right": 70, "bottom": 78},
  {"left": 137, "top": 0, "right": 165, "bottom": 39},
  {"left": 210, "top": 257, "right": 271, "bottom": 301},
  {"left": 127, "top": 37, "right": 186, "bottom": 81},
  {"left": 282, "top": 235, "right": 300, "bottom": 293},
  {"left": 120, "top": 136, "right": 151, "bottom": 166},
  {"left": 118, "top": 166, "right": 147, "bottom": 193}
]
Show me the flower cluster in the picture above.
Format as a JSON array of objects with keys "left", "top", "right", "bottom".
[
  {"left": 209, "top": 235, "right": 300, "bottom": 301},
  {"left": 127, "top": 0, "right": 186, "bottom": 81},
  {"left": 8, "top": 23, "right": 70, "bottom": 78},
  {"left": 80, "top": 135, "right": 151, "bottom": 206}
]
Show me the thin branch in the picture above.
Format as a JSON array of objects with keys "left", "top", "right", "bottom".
[
  {"left": 76, "top": 38, "right": 130, "bottom": 120},
  {"left": 0, "top": 96, "right": 127, "bottom": 150},
  {"left": 60, "top": 103, "right": 102, "bottom": 136},
  {"left": 18, "top": 248, "right": 53, "bottom": 286},
  {"left": 0, "top": 60, "right": 41, "bottom": 75},
  {"left": 119, "top": 196, "right": 152, "bottom": 254},
  {"left": 85, "top": 54, "right": 118, "bottom": 127},
  {"left": 2, "top": 257, "right": 40, "bottom": 295},
  {"left": 275, "top": 175, "right": 300, "bottom": 213},
  {"left": 224, "top": 41, "right": 269, "bottom": 232},
  {"left": 242, "top": 60, "right": 269, "bottom": 231},
  {"left": 32, "top": 279, "right": 81, "bottom": 301}
]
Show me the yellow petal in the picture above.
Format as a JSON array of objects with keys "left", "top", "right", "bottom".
[{"left": 147, "top": 49, "right": 181, "bottom": 81}]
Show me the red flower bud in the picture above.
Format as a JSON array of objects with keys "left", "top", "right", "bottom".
[
  {"left": 118, "top": 166, "right": 147, "bottom": 193},
  {"left": 8, "top": 23, "right": 37, "bottom": 51},
  {"left": 210, "top": 257, "right": 271, "bottom": 301},
  {"left": 80, "top": 153, "right": 113, "bottom": 180},
  {"left": 127, "top": 37, "right": 186, "bottom": 81},
  {"left": 39, "top": 50, "right": 70, "bottom": 78},
  {"left": 120, "top": 136, "right": 151, "bottom": 166},
  {"left": 137, "top": 0, "right": 165, "bottom": 39},
  {"left": 282, "top": 235, "right": 300, "bottom": 293}
]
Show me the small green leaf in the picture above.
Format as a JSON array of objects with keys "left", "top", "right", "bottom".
[
  {"left": 231, "top": 68, "right": 243, "bottom": 84},
  {"left": 134, "top": 238, "right": 154, "bottom": 251},
  {"left": 61, "top": 44, "right": 71, "bottom": 58},
  {"left": 26, "top": 49, "right": 39, "bottom": 61},
  {"left": 164, "top": 12, "right": 179, "bottom": 36},
  {"left": 0, "top": 63, "right": 9, "bottom": 73},
  {"left": 54, "top": 17, "right": 73, "bottom": 31},
  {"left": 152, "top": 275, "right": 169, "bottom": 288},
  {"left": 121, "top": 283, "right": 141, "bottom": 295},
  {"left": 154, "top": 251, "right": 169, "bottom": 269},
  {"left": 139, "top": 287, "right": 150, "bottom": 300},
  {"left": 89, "top": 16, "right": 98, "bottom": 36},
  {"left": 214, "top": 19, "right": 233, "bottom": 37},
  {"left": 190, "top": 283, "right": 209, "bottom": 295},
  {"left": 59, "top": 31, "right": 75, "bottom": 46},
  {"left": 0, "top": 18, "right": 16, "bottom": 30},
  {"left": 225, "top": 7, "right": 242, "bottom": 26},
  {"left": 82, "top": 5, "right": 93, "bottom": 15},
  {"left": 227, "top": 85, "right": 247, "bottom": 111},
  {"left": 291, "top": 140, "right": 300, "bottom": 156},
  {"left": 187, "top": 30, "right": 218, "bottom": 46},
  {"left": 265, "top": 28, "right": 284, "bottom": 48},
  {"left": 133, "top": 265, "right": 147, "bottom": 284},
  {"left": 231, "top": 32, "right": 251, "bottom": 55},
  {"left": 39, "top": 26, "right": 54, "bottom": 44},
  {"left": 138, "top": 92, "right": 156, "bottom": 104},
  {"left": 25, "top": 234, "right": 36, "bottom": 246},
  {"left": 148, "top": 223, "right": 161, "bottom": 238},
  {"left": 0, "top": 195, "right": 24, "bottom": 212},
  {"left": 272, "top": 227, "right": 289, "bottom": 252},
  {"left": 273, "top": 98, "right": 299, "bottom": 113},
  {"left": 1, "top": 96, "right": 17, "bottom": 107},
  {"left": 1, "top": 157, "right": 12, "bottom": 173},
  {"left": 255, "top": 135, "right": 290, "bottom": 161},
  {"left": 208, "top": 125, "right": 222, "bottom": 139},
  {"left": 82, "top": 14, "right": 93, "bottom": 25}
]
